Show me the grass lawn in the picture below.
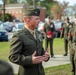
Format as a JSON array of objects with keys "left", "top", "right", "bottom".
[
  {"left": 43, "top": 38, "right": 66, "bottom": 55},
  {"left": 15, "top": 64, "right": 72, "bottom": 75},
  {"left": 0, "top": 38, "right": 68, "bottom": 60},
  {"left": 45, "top": 64, "right": 72, "bottom": 75},
  {"left": 0, "top": 38, "right": 72, "bottom": 75},
  {"left": 0, "top": 41, "right": 10, "bottom": 60}
]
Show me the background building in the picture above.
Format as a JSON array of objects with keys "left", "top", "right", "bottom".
[{"left": 0, "top": 3, "right": 46, "bottom": 22}]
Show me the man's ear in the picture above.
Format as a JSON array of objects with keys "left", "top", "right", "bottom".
[{"left": 26, "top": 19, "right": 31, "bottom": 25}]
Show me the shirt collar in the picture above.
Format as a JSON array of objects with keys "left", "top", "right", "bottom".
[{"left": 25, "top": 26, "right": 35, "bottom": 34}]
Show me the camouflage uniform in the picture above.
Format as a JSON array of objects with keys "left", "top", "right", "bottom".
[
  {"left": 68, "top": 24, "right": 75, "bottom": 75},
  {"left": 72, "top": 24, "right": 76, "bottom": 75},
  {"left": 61, "top": 21, "right": 72, "bottom": 56}
]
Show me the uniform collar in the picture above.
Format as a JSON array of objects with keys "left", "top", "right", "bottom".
[{"left": 25, "top": 26, "right": 35, "bottom": 35}]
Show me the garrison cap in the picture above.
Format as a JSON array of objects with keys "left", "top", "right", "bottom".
[
  {"left": 22, "top": 8, "right": 40, "bottom": 16},
  {"left": 27, "top": 8, "right": 40, "bottom": 16},
  {"left": 0, "top": 60, "right": 14, "bottom": 75}
]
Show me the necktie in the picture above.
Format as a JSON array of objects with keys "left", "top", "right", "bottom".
[{"left": 32, "top": 31, "right": 36, "bottom": 39}]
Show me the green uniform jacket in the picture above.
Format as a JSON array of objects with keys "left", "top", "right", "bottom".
[
  {"left": 68, "top": 25, "right": 74, "bottom": 54},
  {"left": 72, "top": 25, "right": 76, "bottom": 51},
  {"left": 44, "top": 22, "right": 55, "bottom": 39},
  {"left": 9, "top": 27, "right": 46, "bottom": 75},
  {"left": 73, "top": 25, "right": 76, "bottom": 43},
  {"left": 61, "top": 22, "right": 72, "bottom": 39}
]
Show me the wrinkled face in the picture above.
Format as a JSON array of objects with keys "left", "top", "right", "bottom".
[{"left": 25, "top": 16, "right": 40, "bottom": 30}]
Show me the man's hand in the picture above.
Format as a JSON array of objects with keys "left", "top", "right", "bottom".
[
  {"left": 32, "top": 50, "right": 50, "bottom": 64},
  {"left": 32, "top": 51, "right": 44, "bottom": 64},
  {"left": 42, "top": 49, "right": 50, "bottom": 62},
  {"left": 47, "top": 35, "right": 52, "bottom": 38}
]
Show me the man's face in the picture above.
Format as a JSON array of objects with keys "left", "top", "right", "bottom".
[
  {"left": 47, "top": 18, "right": 51, "bottom": 23},
  {"left": 66, "top": 19, "right": 69, "bottom": 23},
  {"left": 29, "top": 16, "right": 40, "bottom": 30}
]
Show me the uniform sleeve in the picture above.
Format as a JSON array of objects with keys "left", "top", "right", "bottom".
[
  {"left": 60, "top": 25, "right": 64, "bottom": 38},
  {"left": 51, "top": 22, "right": 55, "bottom": 31},
  {"left": 9, "top": 35, "right": 33, "bottom": 66},
  {"left": 73, "top": 28, "right": 76, "bottom": 42}
]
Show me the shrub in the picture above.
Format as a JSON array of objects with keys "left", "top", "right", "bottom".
[{"left": 0, "top": 13, "right": 13, "bottom": 22}]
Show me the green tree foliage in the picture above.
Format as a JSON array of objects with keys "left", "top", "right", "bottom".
[
  {"left": 40, "top": 0, "right": 57, "bottom": 17},
  {"left": 0, "top": 13, "right": 13, "bottom": 22},
  {"left": 69, "top": 4, "right": 76, "bottom": 18},
  {"left": 20, "top": 0, "right": 27, "bottom": 3},
  {"left": 51, "top": 1, "right": 69, "bottom": 20},
  {"left": 26, "top": 0, "right": 33, "bottom": 5},
  {"left": 4, "top": 0, "right": 18, "bottom": 4},
  {"left": 26, "top": 0, "right": 56, "bottom": 17},
  {"left": 4, "top": 0, "right": 11, "bottom": 4}
]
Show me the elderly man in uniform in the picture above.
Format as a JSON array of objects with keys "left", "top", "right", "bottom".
[{"left": 9, "top": 8, "right": 50, "bottom": 75}]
